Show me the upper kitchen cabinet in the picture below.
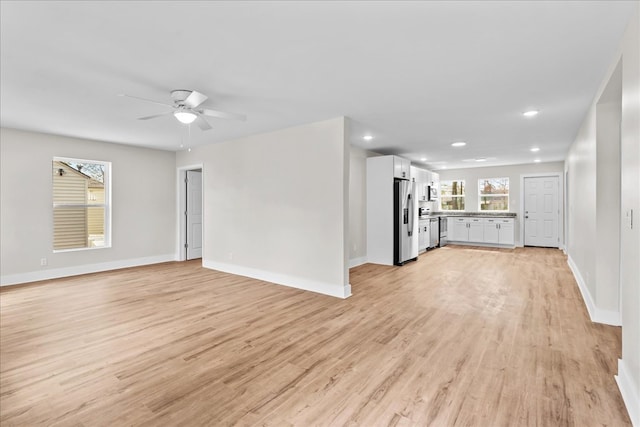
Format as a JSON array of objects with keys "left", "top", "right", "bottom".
[
  {"left": 431, "top": 172, "right": 440, "bottom": 187},
  {"left": 393, "top": 156, "right": 410, "bottom": 180},
  {"left": 410, "top": 165, "right": 419, "bottom": 183}
]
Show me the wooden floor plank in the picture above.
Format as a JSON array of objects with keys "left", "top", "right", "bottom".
[{"left": 0, "top": 246, "right": 631, "bottom": 426}]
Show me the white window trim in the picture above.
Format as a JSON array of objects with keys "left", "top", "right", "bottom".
[
  {"left": 52, "top": 156, "right": 112, "bottom": 252},
  {"left": 440, "top": 179, "right": 466, "bottom": 212},
  {"left": 478, "top": 177, "right": 509, "bottom": 212}
]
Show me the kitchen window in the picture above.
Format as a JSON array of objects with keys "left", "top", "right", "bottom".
[
  {"left": 440, "top": 180, "right": 465, "bottom": 211},
  {"left": 478, "top": 177, "right": 509, "bottom": 211},
  {"left": 52, "top": 157, "right": 111, "bottom": 251}
]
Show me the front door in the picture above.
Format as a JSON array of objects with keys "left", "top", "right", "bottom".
[
  {"left": 524, "top": 176, "right": 559, "bottom": 247},
  {"left": 186, "top": 170, "right": 202, "bottom": 260}
]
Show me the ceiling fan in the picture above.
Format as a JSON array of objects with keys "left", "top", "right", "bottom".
[{"left": 119, "top": 89, "right": 246, "bottom": 130}]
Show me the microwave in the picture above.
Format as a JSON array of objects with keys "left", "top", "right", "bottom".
[{"left": 427, "top": 185, "right": 438, "bottom": 201}]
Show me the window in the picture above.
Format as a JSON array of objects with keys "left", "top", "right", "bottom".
[
  {"left": 440, "top": 180, "right": 465, "bottom": 211},
  {"left": 478, "top": 177, "right": 509, "bottom": 211},
  {"left": 52, "top": 158, "right": 111, "bottom": 251}
]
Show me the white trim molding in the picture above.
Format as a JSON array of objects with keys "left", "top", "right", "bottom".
[
  {"left": 348, "top": 256, "right": 367, "bottom": 268},
  {"left": 203, "top": 259, "right": 352, "bottom": 299},
  {"left": 0, "top": 254, "right": 177, "bottom": 287},
  {"left": 567, "top": 255, "right": 621, "bottom": 326},
  {"left": 616, "top": 359, "right": 640, "bottom": 427}
]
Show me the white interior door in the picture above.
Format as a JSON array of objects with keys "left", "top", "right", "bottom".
[
  {"left": 524, "top": 176, "right": 559, "bottom": 247},
  {"left": 186, "top": 170, "right": 202, "bottom": 260}
]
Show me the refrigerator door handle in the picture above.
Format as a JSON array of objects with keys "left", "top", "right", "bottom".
[{"left": 407, "top": 193, "right": 414, "bottom": 236}]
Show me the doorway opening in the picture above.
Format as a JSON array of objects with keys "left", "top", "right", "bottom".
[{"left": 178, "top": 165, "right": 203, "bottom": 262}]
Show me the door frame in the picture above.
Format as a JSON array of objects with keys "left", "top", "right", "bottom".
[
  {"left": 177, "top": 164, "right": 204, "bottom": 261},
  {"left": 519, "top": 172, "right": 564, "bottom": 249}
]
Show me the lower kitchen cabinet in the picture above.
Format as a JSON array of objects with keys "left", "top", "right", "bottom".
[
  {"left": 497, "top": 219, "right": 515, "bottom": 245},
  {"left": 447, "top": 216, "right": 515, "bottom": 247},
  {"left": 451, "top": 218, "right": 468, "bottom": 241},
  {"left": 450, "top": 217, "right": 483, "bottom": 242},
  {"left": 418, "top": 220, "right": 429, "bottom": 252}
]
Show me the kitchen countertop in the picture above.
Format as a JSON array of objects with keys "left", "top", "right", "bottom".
[{"left": 420, "top": 211, "right": 517, "bottom": 218}]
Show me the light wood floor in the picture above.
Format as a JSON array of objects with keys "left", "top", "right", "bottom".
[{"left": 0, "top": 246, "right": 630, "bottom": 426}]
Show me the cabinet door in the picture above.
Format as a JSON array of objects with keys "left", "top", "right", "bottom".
[
  {"left": 410, "top": 166, "right": 419, "bottom": 183},
  {"left": 452, "top": 218, "right": 468, "bottom": 241},
  {"left": 402, "top": 159, "right": 411, "bottom": 180},
  {"left": 468, "top": 218, "right": 484, "bottom": 242},
  {"left": 483, "top": 219, "right": 499, "bottom": 243},
  {"left": 423, "top": 222, "right": 430, "bottom": 250},
  {"left": 431, "top": 172, "right": 440, "bottom": 187},
  {"left": 498, "top": 219, "right": 515, "bottom": 245},
  {"left": 393, "top": 156, "right": 409, "bottom": 179}
]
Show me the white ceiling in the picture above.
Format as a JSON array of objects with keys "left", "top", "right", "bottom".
[{"left": 1, "top": 1, "right": 635, "bottom": 170}]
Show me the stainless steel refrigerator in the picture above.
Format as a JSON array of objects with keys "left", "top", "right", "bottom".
[{"left": 394, "top": 179, "right": 419, "bottom": 265}]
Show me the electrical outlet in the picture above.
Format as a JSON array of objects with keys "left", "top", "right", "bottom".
[
  {"left": 228, "top": 252, "right": 233, "bottom": 261},
  {"left": 40, "top": 258, "right": 47, "bottom": 266}
]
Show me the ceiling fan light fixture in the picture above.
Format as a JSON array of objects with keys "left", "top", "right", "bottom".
[{"left": 174, "top": 111, "right": 197, "bottom": 124}]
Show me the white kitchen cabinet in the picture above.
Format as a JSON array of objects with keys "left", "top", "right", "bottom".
[
  {"left": 497, "top": 219, "right": 515, "bottom": 245},
  {"left": 431, "top": 172, "right": 440, "bottom": 187},
  {"left": 418, "top": 220, "right": 429, "bottom": 251},
  {"left": 483, "top": 218, "right": 515, "bottom": 244},
  {"left": 483, "top": 218, "right": 500, "bottom": 243},
  {"left": 410, "top": 165, "right": 419, "bottom": 183},
  {"left": 451, "top": 217, "right": 469, "bottom": 241},
  {"left": 448, "top": 216, "right": 515, "bottom": 247},
  {"left": 451, "top": 217, "right": 483, "bottom": 242},
  {"left": 393, "top": 156, "right": 410, "bottom": 180},
  {"left": 468, "top": 218, "right": 484, "bottom": 242}
]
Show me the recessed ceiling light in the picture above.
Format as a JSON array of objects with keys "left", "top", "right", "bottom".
[
  {"left": 420, "top": 157, "right": 427, "bottom": 161},
  {"left": 441, "top": 166, "right": 447, "bottom": 169},
  {"left": 530, "top": 147, "right": 540, "bottom": 152},
  {"left": 523, "top": 110, "right": 539, "bottom": 117},
  {"left": 534, "top": 159, "right": 541, "bottom": 163},
  {"left": 363, "top": 135, "right": 373, "bottom": 141},
  {"left": 475, "top": 158, "right": 487, "bottom": 162},
  {"left": 451, "top": 141, "right": 466, "bottom": 147}
]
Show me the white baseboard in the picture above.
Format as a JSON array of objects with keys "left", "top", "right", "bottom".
[
  {"left": 616, "top": 359, "right": 640, "bottom": 426},
  {"left": 203, "top": 259, "right": 351, "bottom": 299},
  {"left": 567, "top": 255, "right": 621, "bottom": 326},
  {"left": 448, "top": 241, "right": 516, "bottom": 249},
  {"left": 349, "top": 256, "right": 367, "bottom": 268},
  {"left": 0, "top": 254, "right": 178, "bottom": 287}
]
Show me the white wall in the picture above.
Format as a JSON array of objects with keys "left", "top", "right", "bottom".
[
  {"left": 437, "top": 161, "right": 565, "bottom": 246},
  {"left": 348, "top": 145, "right": 379, "bottom": 267},
  {"left": 566, "top": 6, "right": 640, "bottom": 425},
  {"left": 0, "top": 128, "right": 176, "bottom": 285},
  {"left": 175, "top": 117, "right": 351, "bottom": 298},
  {"left": 596, "top": 96, "right": 622, "bottom": 317}
]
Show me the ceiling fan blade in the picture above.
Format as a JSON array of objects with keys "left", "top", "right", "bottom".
[
  {"left": 137, "top": 112, "right": 173, "bottom": 120},
  {"left": 183, "top": 90, "right": 208, "bottom": 109},
  {"left": 195, "top": 115, "right": 212, "bottom": 131},
  {"left": 118, "top": 93, "right": 173, "bottom": 108},
  {"left": 199, "top": 108, "right": 247, "bottom": 122}
]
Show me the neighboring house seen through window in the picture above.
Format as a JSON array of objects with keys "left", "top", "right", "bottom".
[
  {"left": 440, "top": 180, "right": 465, "bottom": 211},
  {"left": 478, "top": 177, "right": 509, "bottom": 211},
  {"left": 52, "top": 158, "right": 111, "bottom": 251}
]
